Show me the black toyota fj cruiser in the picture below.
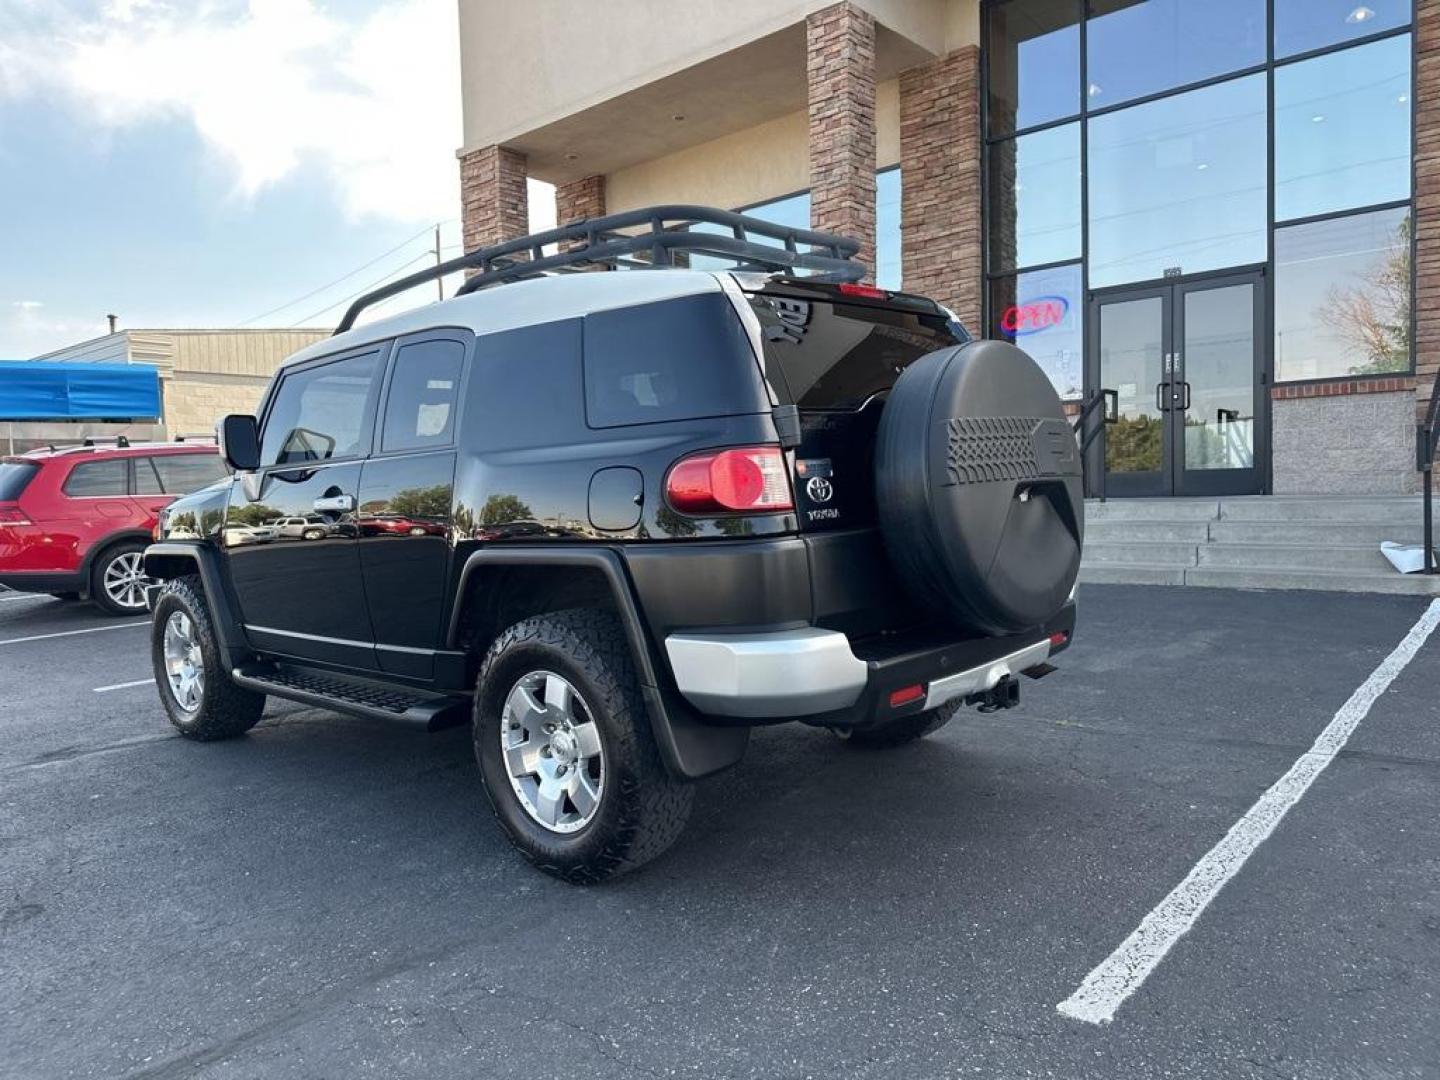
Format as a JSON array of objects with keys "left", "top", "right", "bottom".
[{"left": 144, "top": 207, "right": 1083, "bottom": 882}]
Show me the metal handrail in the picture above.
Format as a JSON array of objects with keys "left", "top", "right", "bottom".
[
  {"left": 1073, "top": 388, "right": 1118, "bottom": 501},
  {"left": 1419, "top": 384, "right": 1440, "bottom": 573}
]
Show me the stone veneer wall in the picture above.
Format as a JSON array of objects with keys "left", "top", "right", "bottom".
[
  {"left": 1271, "top": 389, "right": 1419, "bottom": 494},
  {"left": 459, "top": 145, "right": 529, "bottom": 257}
]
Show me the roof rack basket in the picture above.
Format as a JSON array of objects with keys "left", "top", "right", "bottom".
[{"left": 335, "top": 205, "right": 865, "bottom": 334}]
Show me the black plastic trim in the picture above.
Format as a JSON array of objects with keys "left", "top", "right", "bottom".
[
  {"left": 448, "top": 546, "right": 748, "bottom": 780},
  {"left": 142, "top": 542, "right": 253, "bottom": 669}
]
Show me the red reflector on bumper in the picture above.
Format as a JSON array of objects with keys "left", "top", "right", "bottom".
[
  {"left": 1049, "top": 632, "right": 1068, "bottom": 647},
  {"left": 889, "top": 684, "right": 925, "bottom": 708}
]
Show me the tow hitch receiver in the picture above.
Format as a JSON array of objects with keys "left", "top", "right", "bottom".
[{"left": 967, "top": 674, "right": 1020, "bottom": 713}]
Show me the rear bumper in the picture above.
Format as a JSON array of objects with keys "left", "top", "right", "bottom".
[
  {"left": 0, "top": 570, "right": 86, "bottom": 594},
  {"left": 665, "top": 601, "right": 1076, "bottom": 723}
]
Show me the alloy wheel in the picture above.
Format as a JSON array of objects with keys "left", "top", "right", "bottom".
[
  {"left": 103, "top": 551, "right": 149, "bottom": 611},
  {"left": 162, "top": 610, "right": 206, "bottom": 712},
  {"left": 500, "top": 670, "right": 604, "bottom": 834}
]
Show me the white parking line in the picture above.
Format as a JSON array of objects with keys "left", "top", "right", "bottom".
[
  {"left": 93, "top": 677, "right": 155, "bottom": 693},
  {"left": 0, "top": 592, "right": 48, "bottom": 603},
  {"left": 0, "top": 621, "right": 148, "bottom": 647},
  {"left": 1057, "top": 597, "right": 1440, "bottom": 1026}
]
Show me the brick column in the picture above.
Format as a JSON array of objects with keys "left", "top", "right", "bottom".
[
  {"left": 555, "top": 175, "right": 607, "bottom": 262},
  {"left": 807, "top": 2, "right": 876, "bottom": 281},
  {"left": 459, "top": 145, "right": 528, "bottom": 256},
  {"left": 898, "top": 46, "right": 983, "bottom": 332},
  {"left": 1415, "top": 0, "right": 1440, "bottom": 427}
]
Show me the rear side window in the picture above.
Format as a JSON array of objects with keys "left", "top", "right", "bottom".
[
  {"left": 63, "top": 459, "right": 128, "bottom": 496},
  {"left": 151, "top": 454, "right": 228, "bottom": 495},
  {"left": 261, "top": 351, "right": 381, "bottom": 466},
  {"left": 582, "top": 293, "right": 767, "bottom": 429},
  {"left": 382, "top": 339, "right": 464, "bottom": 452},
  {"left": 0, "top": 461, "right": 38, "bottom": 500},
  {"left": 749, "top": 295, "right": 961, "bottom": 410}
]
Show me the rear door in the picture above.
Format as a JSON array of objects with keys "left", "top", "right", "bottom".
[
  {"left": 356, "top": 330, "right": 468, "bottom": 679},
  {"left": 225, "top": 345, "right": 386, "bottom": 670}
]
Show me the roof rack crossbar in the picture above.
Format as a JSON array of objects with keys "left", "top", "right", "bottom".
[{"left": 333, "top": 205, "right": 865, "bottom": 334}]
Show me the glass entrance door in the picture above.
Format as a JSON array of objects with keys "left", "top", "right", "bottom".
[{"left": 1088, "top": 273, "right": 1264, "bottom": 497}]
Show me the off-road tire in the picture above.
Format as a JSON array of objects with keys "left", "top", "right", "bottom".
[
  {"left": 473, "top": 608, "right": 693, "bottom": 884},
  {"left": 90, "top": 539, "right": 151, "bottom": 616},
  {"left": 841, "top": 702, "right": 958, "bottom": 749},
  {"left": 150, "top": 575, "right": 266, "bottom": 740}
]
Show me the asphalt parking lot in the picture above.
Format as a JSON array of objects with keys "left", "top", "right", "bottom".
[{"left": 3, "top": 584, "right": 1439, "bottom": 1079}]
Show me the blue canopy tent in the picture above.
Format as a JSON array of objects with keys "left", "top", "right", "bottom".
[{"left": 0, "top": 362, "right": 160, "bottom": 421}]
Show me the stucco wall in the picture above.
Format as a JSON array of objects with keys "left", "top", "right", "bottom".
[
  {"left": 1271, "top": 391, "right": 1419, "bottom": 495},
  {"left": 605, "top": 79, "right": 899, "bottom": 215}
]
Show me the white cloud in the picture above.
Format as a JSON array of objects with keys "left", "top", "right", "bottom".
[
  {"left": 12, "top": 300, "right": 44, "bottom": 310},
  {"left": 1, "top": 0, "right": 464, "bottom": 224}
]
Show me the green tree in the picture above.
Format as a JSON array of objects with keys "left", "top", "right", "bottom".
[
  {"left": 480, "top": 493, "right": 534, "bottom": 525},
  {"left": 389, "top": 484, "right": 452, "bottom": 520}
]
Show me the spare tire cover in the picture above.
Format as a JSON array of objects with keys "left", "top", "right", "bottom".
[{"left": 875, "top": 339, "right": 1083, "bottom": 635}]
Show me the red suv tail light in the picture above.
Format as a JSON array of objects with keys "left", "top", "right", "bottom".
[
  {"left": 665, "top": 447, "right": 793, "bottom": 514},
  {"left": 0, "top": 504, "right": 31, "bottom": 526}
]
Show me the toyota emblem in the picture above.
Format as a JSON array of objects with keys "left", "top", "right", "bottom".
[{"left": 806, "top": 476, "right": 834, "bottom": 503}]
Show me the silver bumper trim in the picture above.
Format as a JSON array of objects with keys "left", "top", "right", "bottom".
[
  {"left": 664, "top": 628, "right": 867, "bottom": 718},
  {"left": 923, "top": 638, "right": 1052, "bottom": 710}
]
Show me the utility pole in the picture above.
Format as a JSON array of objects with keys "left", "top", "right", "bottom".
[{"left": 434, "top": 225, "right": 444, "bottom": 301}]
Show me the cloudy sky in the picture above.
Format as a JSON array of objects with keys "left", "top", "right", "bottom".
[{"left": 0, "top": 0, "right": 552, "bottom": 357}]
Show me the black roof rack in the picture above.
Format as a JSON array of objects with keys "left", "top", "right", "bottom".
[{"left": 334, "top": 205, "right": 865, "bottom": 334}]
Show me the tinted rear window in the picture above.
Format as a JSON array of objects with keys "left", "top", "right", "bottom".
[
  {"left": 0, "top": 461, "right": 38, "bottom": 500},
  {"left": 63, "top": 459, "right": 128, "bottom": 496},
  {"left": 582, "top": 293, "right": 767, "bottom": 429},
  {"left": 150, "top": 453, "right": 228, "bottom": 495},
  {"left": 749, "top": 295, "right": 961, "bottom": 410}
]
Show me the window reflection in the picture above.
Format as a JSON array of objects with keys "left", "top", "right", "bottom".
[
  {"left": 1086, "top": 0, "right": 1264, "bottom": 110},
  {"left": 1087, "top": 74, "right": 1267, "bottom": 288},
  {"left": 986, "top": 0, "right": 1080, "bottom": 135},
  {"left": 1274, "top": 206, "right": 1411, "bottom": 381},
  {"left": 1274, "top": 0, "right": 1411, "bottom": 58},
  {"left": 1183, "top": 284, "right": 1256, "bottom": 470},
  {"left": 988, "top": 262, "right": 1084, "bottom": 400},
  {"left": 1274, "top": 35, "right": 1411, "bottom": 222},
  {"left": 988, "top": 122, "right": 1081, "bottom": 272}
]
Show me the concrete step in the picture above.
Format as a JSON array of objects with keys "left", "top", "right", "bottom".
[
  {"left": 1196, "top": 542, "right": 1394, "bottom": 573},
  {"left": 1217, "top": 496, "right": 1423, "bottom": 523},
  {"left": 1207, "top": 520, "right": 1424, "bottom": 546},
  {"left": 1078, "top": 562, "right": 1188, "bottom": 587},
  {"left": 1084, "top": 499, "right": 1220, "bottom": 522},
  {"left": 1087, "top": 520, "right": 1211, "bottom": 543},
  {"left": 1082, "top": 540, "right": 1197, "bottom": 567},
  {"left": 1183, "top": 566, "right": 1440, "bottom": 596}
]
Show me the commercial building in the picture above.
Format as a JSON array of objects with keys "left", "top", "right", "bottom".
[
  {"left": 457, "top": 0, "right": 1433, "bottom": 499},
  {"left": 4, "top": 328, "right": 329, "bottom": 453}
]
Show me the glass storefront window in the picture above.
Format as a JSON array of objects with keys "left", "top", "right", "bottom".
[
  {"left": 1086, "top": 0, "right": 1264, "bottom": 110},
  {"left": 988, "top": 262, "right": 1084, "bottom": 400},
  {"left": 1087, "top": 74, "right": 1267, "bottom": 288},
  {"left": 1274, "top": 35, "right": 1411, "bottom": 222},
  {"left": 988, "top": 122, "right": 1081, "bottom": 272},
  {"left": 986, "top": 0, "right": 1080, "bottom": 136},
  {"left": 876, "top": 168, "right": 900, "bottom": 290},
  {"left": 1274, "top": 0, "right": 1411, "bottom": 58},
  {"left": 1274, "top": 206, "right": 1411, "bottom": 381}
]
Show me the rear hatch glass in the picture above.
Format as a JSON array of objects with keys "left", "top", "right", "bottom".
[
  {"left": 747, "top": 293, "right": 961, "bottom": 532},
  {"left": 0, "top": 460, "right": 39, "bottom": 501}
]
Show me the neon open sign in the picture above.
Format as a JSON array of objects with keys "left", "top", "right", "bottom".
[{"left": 1000, "top": 296, "right": 1068, "bottom": 336}]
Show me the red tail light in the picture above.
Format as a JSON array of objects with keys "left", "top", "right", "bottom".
[
  {"left": 837, "top": 283, "right": 889, "bottom": 300},
  {"left": 0, "top": 504, "right": 31, "bottom": 526},
  {"left": 666, "top": 447, "right": 793, "bottom": 514}
]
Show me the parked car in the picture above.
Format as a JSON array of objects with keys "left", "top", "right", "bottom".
[
  {"left": 0, "top": 440, "right": 228, "bottom": 614},
  {"left": 143, "top": 207, "right": 1083, "bottom": 882}
]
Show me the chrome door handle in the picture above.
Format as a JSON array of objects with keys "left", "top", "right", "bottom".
[{"left": 312, "top": 494, "right": 355, "bottom": 512}]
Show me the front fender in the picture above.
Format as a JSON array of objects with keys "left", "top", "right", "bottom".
[{"left": 143, "top": 542, "right": 253, "bottom": 670}]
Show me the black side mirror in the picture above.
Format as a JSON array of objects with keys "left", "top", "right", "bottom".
[{"left": 218, "top": 414, "right": 260, "bottom": 472}]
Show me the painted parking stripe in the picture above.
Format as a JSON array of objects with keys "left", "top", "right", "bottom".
[
  {"left": 0, "top": 592, "right": 48, "bottom": 603},
  {"left": 0, "top": 621, "right": 148, "bottom": 647},
  {"left": 1058, "top": 597, "right": 1440, "bottom": 1026},
  {"left": 93, "top": 677, "right": 155, "bottom": 693}
]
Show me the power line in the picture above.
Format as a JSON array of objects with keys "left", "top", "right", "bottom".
[
  {"left": 237, "top": 220, "right": 457, "bottom": 327},
  {"left": 289, "top": 251, "right": 436, "bottom": 328}
]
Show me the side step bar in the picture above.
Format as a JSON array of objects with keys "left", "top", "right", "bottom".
[{"left": 231, "top": 662, "right": 471, "bottom": 732}]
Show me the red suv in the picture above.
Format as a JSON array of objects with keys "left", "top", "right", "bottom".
[{"left": 0, "top": 442, "right": 228, "bottom": 614}]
